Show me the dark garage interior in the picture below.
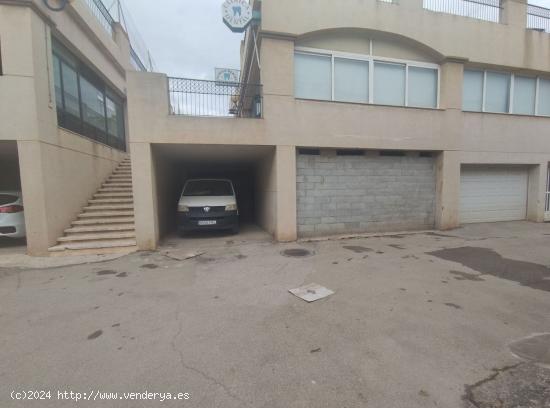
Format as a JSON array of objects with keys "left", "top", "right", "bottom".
[{"left": 151, "top": 144, "right": 276, "bottom": 239}]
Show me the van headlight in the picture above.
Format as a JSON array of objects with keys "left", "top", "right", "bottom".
[
  {"left": 225, "top": 204, "right": 237, "bottom": 212},
  {"left": 178, "top": 204, "right": 189, "bottom": 213}
]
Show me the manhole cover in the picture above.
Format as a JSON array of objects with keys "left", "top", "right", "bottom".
[
  {"left": 281, "top": 248, "right": 313, "bottom": 258},
  {"left": 510, "top": 333, "right": 550, "bottom": 366}
]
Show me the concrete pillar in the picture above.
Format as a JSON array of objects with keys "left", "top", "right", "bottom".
[
  {"left": 17, "top": 141, "right": 50, "bottom": 256},
  {"left": 131, "top": 142, "right": 159, "bottom": 250},
  {"left": 440, "top": 60, "right": 465, "bottom": 111},
  {"left": 113, "top": 22, "right": 133, "bottom": 71},
  {"left": 527, "top": 163, "right": 548, "bottom": 222},
  {"left": 275, "top": 145, "right": 297, "bottom": 241},
  {"left": 435, "top": 151, "right": 461, "bottom": 230},
  {"left": 500, "top": 0, "right": 527, "bottom": 27}
]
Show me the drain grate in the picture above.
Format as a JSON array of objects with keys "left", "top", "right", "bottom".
[{"left": 281, "top": 248, "right": 313, "bottom": 258}]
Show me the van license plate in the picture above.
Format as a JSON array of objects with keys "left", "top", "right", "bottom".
[{"left": 198, "top": 220, "right": 216, "bottom": 226}]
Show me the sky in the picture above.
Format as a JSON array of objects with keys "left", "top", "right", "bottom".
[
  {"left": 119, "top": 0, "right": 243, "bottom": 79},
  {"left": 118, "top": 0, "right": 550, "bottom": 79}
]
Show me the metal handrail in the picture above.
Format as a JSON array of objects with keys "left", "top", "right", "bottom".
[
  {"left": 423, "top": 0, "right": 501, "bottom": 23},
  {"left": 168, "top": 77, "right": 263, "bottom": 118},
  {"left": 527, "top": 4, "right": 550, "bottom": 32}
]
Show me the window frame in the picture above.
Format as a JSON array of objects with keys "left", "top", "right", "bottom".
[
  {"left": 464, "top": 68, "right": 549, "bottom": 117},
  {"left": 294, "top": 46, "right": 441, "bottom": 109},
  {"left": 52, "top": 39, "right": 126, "bottom": 151}
]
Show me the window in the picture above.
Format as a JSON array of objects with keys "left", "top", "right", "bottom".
[
  {"left": 373, "top": 62, "right": 406, "bottom": 106},
  {"left": 485, "top": 72, "right": 510, "bottom": 113},
  {"left": 294, "top": 53, "right": 331, "bottom": 100},
  {"left": 513, "top": 76, "right": 536, "bottom": 115},
  {"left": 298, "top": 148, "right": 320, "bottom": 156},
  {"left": 334, "top": 58, "right": 369, "bottom": 103},
  {"left": 336, "top": 149, "right": 365, "bottom": 156},
  {"left": 408, "top": 66, "right": 438, "bottom": 108},
  {"left": 463, "top": 70, "right": 484, "bottom": 111},
  {"left": 52, "top": 39, "right": 126, "bottom": 150},
  {"left": 294, "top": 49, "right": 440, "bottom": 109},
  {"left": 463, "top": 68, "right": 550, "bottom": 117},
  {"left": 538, "top": 78, "right": 550, "bottom": 117}
]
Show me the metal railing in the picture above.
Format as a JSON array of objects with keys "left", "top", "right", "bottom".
[
  {"left": 423, "top": 0, "right": 501, "bottom": 23},
  {"left": 84, "top": 0, "right": 114, "bottom": 37},
  {"left": 83, "top": 0, "right": 152, "bottom": 71},
  {"left": 527, "top": 4, "right": 550, "bottom": 33},
  {"left": 168, "top": 78, "right": 263, "bottom": 118}
]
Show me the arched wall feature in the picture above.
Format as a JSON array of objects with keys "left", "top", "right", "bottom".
[{"left": 295, "top": 28, "right": 443, "bottom": 64}]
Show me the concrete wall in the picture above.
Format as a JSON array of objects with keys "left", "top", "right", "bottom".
[
  {"left": 18, "top": 130, "right": 124, "bottom": 255},
  {"left": 0, "top": 1, "right": 130, "bottom": 254},
  {"left": 296, "top": 151, "right": 436, "bottom": 237}
]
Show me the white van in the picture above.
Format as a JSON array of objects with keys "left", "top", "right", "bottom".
[{"left": 177, "top": 179, "right": 239, "bottom": 235}]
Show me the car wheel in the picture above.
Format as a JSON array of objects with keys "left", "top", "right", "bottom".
[{"left": 231, "top": 225, "right": 239, "bottom": 235}]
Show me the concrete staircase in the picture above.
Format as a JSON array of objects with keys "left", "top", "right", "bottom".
[{"left": 48, "top": 158, "right": 137, "bottom": 255}]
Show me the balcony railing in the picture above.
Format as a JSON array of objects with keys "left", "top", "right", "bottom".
[
  {"left": 83, "top": 0, "right": 152, "bottom": 72},
  {"left": 84, "top": 0, "right": 114, "bottom": 37},
  {"left": 527, "top": 4, "right": 550, "bottom": 32},
  {"left": 168, "top": 78, "right": 263, "bottom": 118},
  {"left": 423, "top": 0, "right": 501, "bottom": 23}
]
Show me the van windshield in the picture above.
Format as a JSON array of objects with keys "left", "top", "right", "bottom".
[{"left": 183, "top": 180, "right": 233, "bottom": 197}]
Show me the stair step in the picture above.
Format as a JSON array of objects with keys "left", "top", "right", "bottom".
[
  {"left": 109, "top": 176, "right": 132, "bottom": 180},
  {"left": 97, "top": 188, "right": 133, "bottom": 193},
  {"left": 72, "top": 217, "right": 135, "bottom": 226},
  {"left": 89, "top": 198, "right": 133, "bottom": 205},
  {"left": 49, "top": 239, "right": 137, "bottom": 252},
  {"left": 65, "top": 224, "right": 135, "bottom": 234},
  {"left": 102, "top": 182, "right": 132, "bottom": 187},
  {"left": 58, "top": 231, "right": 136, "bottom": 243},
  {"left": 84, "top": 204, "right": 134, "bottom": 211},
  {"left": 79, "top": 211, "right": 134, "bottom": 218},
  {"left": 93, "top": 192, "right": 133, "bottom": 198}
]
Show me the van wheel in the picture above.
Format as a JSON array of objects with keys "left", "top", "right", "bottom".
[
  {"left": 178, "top": 229, "right": 186, "bottom": 237},
  {"left": 231, "top": 225, "right": 240, "bottom": 235}
]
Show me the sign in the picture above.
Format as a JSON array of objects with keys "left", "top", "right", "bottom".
[
  {"left": 215, "top": 68, "right": 241, "bottom": 84},
  {"left": 222, "top": 0, "right": 253, "bottom": 33}
]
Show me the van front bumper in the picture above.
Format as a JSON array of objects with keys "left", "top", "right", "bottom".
[{"left": 177, "top": 211, "right": 238, "bottom": 232}]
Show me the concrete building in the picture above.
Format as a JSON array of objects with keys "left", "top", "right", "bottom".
[
  {"left": 127, "top": 0, "right": 550, "bottom": 251},
  {"left": 0, "top": 0, "right": 146, "bottom": 255},
  {"left": 2, "top": 0, "right": 550, "bottom": 256}
]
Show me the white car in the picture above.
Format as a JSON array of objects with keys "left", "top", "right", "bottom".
[
  {"left": 177, "top": 179, "right": 239, "bottom": 235},
  {"left": 0, "top": 191, "right": 26, "bottom": 239}
]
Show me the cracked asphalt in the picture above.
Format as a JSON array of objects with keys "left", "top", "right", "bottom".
[{"left": 0, "top": 221, "right": 549, "bottom": 408}]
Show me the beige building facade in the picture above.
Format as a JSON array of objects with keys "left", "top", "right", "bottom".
[
  {"left": 0, "top": 0, "right": 137, "bottom": 255},
  {"left": 127, "top": 0, "right": 550, "bottom": 250},
  {"left": 2, "top": 0, "right": 550, "bottom": 255}
]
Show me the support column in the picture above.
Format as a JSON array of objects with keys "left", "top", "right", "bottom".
[
  {"left": 435, "top": 151, "right": 461, "bottom": 230},
  {"left": 131, "top": 143, "right": 159, "bottom": 250},
  {"left": 500, "top": 0, "right": 527, "bottom": 27},
  {"left": 527, "top": 163, "right": 548, "bottom": 223},
  {"left": 17, "top": 141, "right": 50, "bottom": 256},
  {"left": 275, "top": 145, "right": 297, "bottom": 242}
]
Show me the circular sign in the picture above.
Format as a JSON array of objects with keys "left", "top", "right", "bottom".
[
  {"left": 215, "top": 68, "right": 240, "bottom": 84},
  {"left": 222, "top": 0, "right": 253, "bottom": 33}
]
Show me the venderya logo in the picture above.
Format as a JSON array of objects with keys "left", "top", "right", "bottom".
[{"left": 222, "top": 0, "right": 253, "bottom": 33}]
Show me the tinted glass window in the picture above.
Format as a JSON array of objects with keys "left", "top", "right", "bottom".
[
  {"left": 0, "top": 195, "right": 18, "bottom": 206},
  {"left": 183, "top": 181, "right": 233, "bottom": 197},
  {"left": 294, "top": 53, "right": 332, "bottom": 100},
  {"left": 373, "top": 62, "right": 406, "bottom": 106}
]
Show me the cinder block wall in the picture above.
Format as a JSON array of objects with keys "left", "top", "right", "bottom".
[{"left": 296, "top": 151, "right": 436, "bottom": 237}]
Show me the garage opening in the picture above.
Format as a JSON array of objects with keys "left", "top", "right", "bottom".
[
  {"left": 460, "top": 164, "right": 529, "bottom": 224},
  {"left": 296, "top": 149, "right": 437, "bottom": 237},
  {"left": 151, "top": 144, "right": 276, "bottom": 241},
  {"left": 0, "top": 141, "right": 26, "bottom": 253}
]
